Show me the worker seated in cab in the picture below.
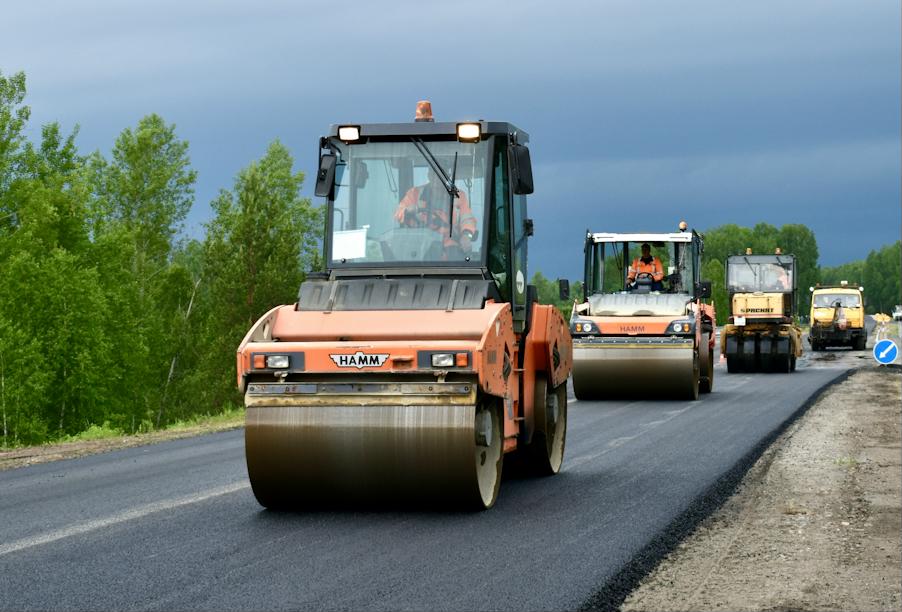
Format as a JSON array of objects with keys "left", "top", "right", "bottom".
[
  {"left": 393, "top": 168, "right": 478, "bottom": 259},
  {"left": 627, "top": 243, "right": 665, "bottom": 292}
]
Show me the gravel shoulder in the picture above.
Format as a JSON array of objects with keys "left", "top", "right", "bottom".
[{"left": 621, "top": 366, "right": 902, "bottom": 612}]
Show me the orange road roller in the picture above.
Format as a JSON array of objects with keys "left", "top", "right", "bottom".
[
  {"left": 236, "top": 103, "right": 572, "bottom": 510},
  {"left": 569, "top": 225, "right": 716, "bottom": 400}
]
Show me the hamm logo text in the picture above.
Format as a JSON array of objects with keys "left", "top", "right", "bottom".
[{"left": 329, "top": 352, "right": 390, "bottom": 369}]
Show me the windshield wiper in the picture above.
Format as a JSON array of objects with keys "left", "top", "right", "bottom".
[
  {"left": 411, "top": 138, "right": 459, "bottom": 198},
  {"left": 743, "top": 256, "right": 758, "bottom": 289}
]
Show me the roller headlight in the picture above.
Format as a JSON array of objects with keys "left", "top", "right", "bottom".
[
  {"left": 431, "top": 353, "right": 455, "bottom": 368},
  {"left": 265, "top": 355, "right": 290, "bottom": 369}
]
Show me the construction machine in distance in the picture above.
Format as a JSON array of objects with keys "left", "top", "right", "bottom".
[
  {"left": 236, "top": 102, "right": 572, "bottom": 510},
  {"left": 808, "top": 282, "right": 867, "bottom": 350},
  {"left": 722, "top": 249, "right": 802, "bottom": 373},
  {"left": 569, "top": 223, "right": 716, "bottom": 400}
]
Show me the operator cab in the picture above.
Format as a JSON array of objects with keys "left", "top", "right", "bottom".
[
  {"left": 582, "top": 229, "right": 709, "bottom": 299},
  {"left": 309, "top": 105, "right": 536, "bottom": 332},
  {"left": 725, "top": 251, "right": 798, "bottom": 321},
  {"left": 726, "top": 254, "right": 796, "bottom": 294}
]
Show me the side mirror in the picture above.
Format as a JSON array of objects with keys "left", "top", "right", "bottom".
[
  {"left": 314, "top": 153, "right": 337, "bottom": 198},
  {"left": 696, "top": 280, "right": 712, "bottom": 299},
  {"left": 510, "top": 144, "right": 534, "bottom": 195},
  {"left": 558, "top": 279, "right": 570, "bottom": 301}
]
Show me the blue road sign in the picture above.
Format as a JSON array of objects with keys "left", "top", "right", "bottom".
[{"left": 873, "top": 339, "right": 898, "bottom": 365}]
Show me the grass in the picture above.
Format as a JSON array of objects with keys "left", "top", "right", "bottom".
[
  {"left": 833, "top": 456, "right": 860, "bottom": 468},
  {"left": 166, "top": 405, "right": 245, "bottom": 432},
  {"left": 1, "top": 406, "right": 246, "bottom": 452}
]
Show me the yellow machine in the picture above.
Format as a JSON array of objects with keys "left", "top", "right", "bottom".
[
  {"left": 808, "top": 282, "right": 866, "bottom": 350},
  {"left": 722, "top": 249, "right": 803, "bottom": 373}
]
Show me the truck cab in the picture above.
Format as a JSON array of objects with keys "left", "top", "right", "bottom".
[{"left": 808, "top": 283, "right": 866, "bottom": 350}]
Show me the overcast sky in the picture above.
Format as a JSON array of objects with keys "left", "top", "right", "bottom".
[{"left": 4, "top": 0, "right": 900, "bottom": 279}]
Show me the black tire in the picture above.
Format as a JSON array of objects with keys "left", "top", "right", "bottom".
[
  {"left": 778, "top": 352, "right": 792, "bottom": 373},
  {"left": 687, "top": 351, "right": 700, "bottom": 400},
  {"left": 699, "top": 332, "right": 714, "bottom": 393}
]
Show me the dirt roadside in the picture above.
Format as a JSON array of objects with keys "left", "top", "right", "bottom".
[{"left": 622, "top": 366, "right": 902, "bottom": 612}]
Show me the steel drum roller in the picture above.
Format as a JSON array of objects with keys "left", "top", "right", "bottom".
[
  {"left": 244, "top": 382, "right": 502, "bottom": 508},
  {"left": 572, "top": 340, "right": 697, "bottom": 399}
]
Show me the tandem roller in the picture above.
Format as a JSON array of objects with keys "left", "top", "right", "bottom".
[
  {"left": 236, "top": 105, "right": 573, "bottom": 510},
  {"left": 568, "top": 226, "right": 716, "bottom": 401}
]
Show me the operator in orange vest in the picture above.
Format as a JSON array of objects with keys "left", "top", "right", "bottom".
[
  {"left": 628, "top": 243, "right": 665, "bottom": 291},
  {"left": 393, "top": 168, "right": 478, "bottom": 256}
]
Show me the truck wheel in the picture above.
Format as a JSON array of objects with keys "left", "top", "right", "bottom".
[
  {"left": 699, "top": 332, "right": 714, "bottom": 393},
  {"left": 855, "top": 336, "right": 867, "bottom": 351}
]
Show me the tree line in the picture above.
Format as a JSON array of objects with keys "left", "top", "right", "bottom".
[
  {"left": 0, "top": 71, "right": 322, "bottom": 447},
  {"left": 2, "top": 68, "right": 898, "bottom": 447}
]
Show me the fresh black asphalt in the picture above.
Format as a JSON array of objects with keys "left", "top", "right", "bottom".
[{"left": 0, "top": 364, "right": 851, "bottom": 611}]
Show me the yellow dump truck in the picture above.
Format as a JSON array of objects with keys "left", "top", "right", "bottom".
[{"left": 809, "top": 282, "right": 866, "bottom": 350}]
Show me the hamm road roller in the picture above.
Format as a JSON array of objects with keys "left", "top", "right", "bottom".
[
  {"left": 236, "top": 103, "right": 572, "bottom": 510},
  {"left": 569, "top": 223, "right": 716, "bottom": 400},
  {"left": 722, "top": 249, "right": 803, "bottom": 372}
]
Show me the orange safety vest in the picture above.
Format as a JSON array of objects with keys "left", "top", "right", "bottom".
[
  {"left": 394, "top": 185, "right": 477, "bottom": 247},
  {"left": 628, "top": 256, "right": 664, "bottom": 282}
]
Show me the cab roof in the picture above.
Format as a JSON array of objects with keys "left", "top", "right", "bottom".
[
  {"left": 326, "top": 121, "right": 529, "bottom": 143},
  {"left": 588, "top": 232, "right": 695, "bottom": 243},
  {"left": 812, "top": 287, "right": 862, "bottom": 293}
]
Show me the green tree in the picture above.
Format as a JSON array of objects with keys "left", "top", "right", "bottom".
[
  {"left": 88, "top": 114, "right": 196, "bottom": 266},
  {"left": 0, "top": 251, "right": 112, "bottom": 436},
  {"left": 0, "top": 70, "right": 29, "bottom": 203},
  {"left": 0, "top": 317, "right": 51, "bottom": 446},
  {"left": 702, "top": 258, "right": 728, "bottom": 324},
  {"left": 188, "top": 141, "right": 322, "bottom": 410},
  {"left": 530, "top": 271, "right": 581, "bottom": 320},
  {"left": 85, "top": 115, "right": 198, "bottom": 430},
  {"left": 701, "top": 223, "right": 819, "bottom": 322},
  {"left": 862, "top": 242, "right": 901, "bottom": 314}
]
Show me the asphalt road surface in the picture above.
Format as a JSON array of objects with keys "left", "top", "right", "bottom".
[{"left": 0, "top": 356, "right": 865, "bottom": 611}]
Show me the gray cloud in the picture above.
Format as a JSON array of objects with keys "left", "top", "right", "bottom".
[{"left": 3, "top": 0, "right": 899, "bottom": 277}]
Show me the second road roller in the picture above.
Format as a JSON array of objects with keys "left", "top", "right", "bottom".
[
  {"left": 236, "top": 102, "right": 572, "bottom": 510},
  {"left": 722, "top": 249, "right": 803, "bottom": 372},
  {"left": 569, "top": 223, "right": 716, "bottom": 400}
]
